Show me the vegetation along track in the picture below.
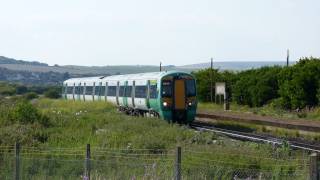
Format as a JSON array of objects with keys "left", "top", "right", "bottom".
[
  {"left": 190, "top": 120, "right": 320, "bottom": 153},
  {"left": 196, "top": 111, "right": 320, "bottom": 132}
]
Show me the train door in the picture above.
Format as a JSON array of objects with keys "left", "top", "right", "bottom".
[
  {"left": 98, "top": 82, "right": 102, "bottom": 101},
  {"left": 132, "top": 81, "right": 135, "bottom": 107},
  {"left": 83, "top": 83, "right": 86, "bottom": 101},
  {"left": 76, "top": 83, "right": 81, "bottom": 100},
  {"left": 93, "top": 82, "right": 95, "bottom": 101},
  {"left": 123, "top": 81, "right": 128, "bottom": 106},
  {"left": 73, "top": 83, "right": 75, "bottom": 100},
  {"left": 64, "top": 83, "right": 67, "bottom": 99},
  {"left": 105, "top": 82, "right": 108, "bottom": 102},
  {"left": 146, "top": 80, "right": 150, "bottom": 109},
  {"left": 174, "top": 79, "right": 186, "bottom": 110},
  {"left": 116, "top": 81, "right": 119, "bottom": 105}
]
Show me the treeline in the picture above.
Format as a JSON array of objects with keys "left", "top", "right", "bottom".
[
  {"left": 0, "top": 82, "right": 61, "bottom": 99},
  {"left": 192, "top": 57, "right": 320, "bottom": 110},
  {"left": 0, "top": 67, "right": 70, "bottom": 85}
]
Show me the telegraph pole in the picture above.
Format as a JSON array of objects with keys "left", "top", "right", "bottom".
[
  {"left": 210, "top": 58, "right": 213, "bottom": 103},
  {"left": 160, "top": 62, "right": 162, "bottom": 72},
  {"left": 286, "top": 49, "right": 289, "bottom": 67}
]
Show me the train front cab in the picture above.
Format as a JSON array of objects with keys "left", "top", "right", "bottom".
[{"left": 160, "top": 73, "right": 197, "bottom": 123}]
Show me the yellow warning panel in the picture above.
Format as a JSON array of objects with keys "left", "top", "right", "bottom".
[{"left": 174, "top": 80, "right": 185, "bottom": 109}]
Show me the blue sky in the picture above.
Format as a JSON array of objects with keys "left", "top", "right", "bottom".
[{"left": 0, "top": 0, "right": 319, "bottom": 66}]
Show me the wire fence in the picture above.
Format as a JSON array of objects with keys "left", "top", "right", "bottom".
[{"left": 0, "top": 144, "right": 318, "bottom": 180}]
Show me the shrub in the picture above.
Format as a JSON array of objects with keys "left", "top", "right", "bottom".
[
  {"left": 8, "top": 100, "right": 50, "bottom": 127},
  {"left": 23, "top": 92, "right": 39, "bottom": 100},
  {"left": 44, "top": 88, "right": 61, "bottom": 99},
  {"left": 15, "top": 85, "right": 28, "bottom": 94},
  {"left": 10, "top": 101, "right": 40, "bottom": 124}
]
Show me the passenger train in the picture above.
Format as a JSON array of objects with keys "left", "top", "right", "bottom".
[{"left": 63, "top": 71, "right": 197, "bottom": 123}]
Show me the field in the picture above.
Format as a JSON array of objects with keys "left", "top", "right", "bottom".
[{"left": 0, "top": 98, "right": 311, "bottom": 179}]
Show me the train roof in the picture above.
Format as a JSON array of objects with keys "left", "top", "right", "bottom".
[{"left": 63, "top": 71, "right": 192, "bottom": 84}]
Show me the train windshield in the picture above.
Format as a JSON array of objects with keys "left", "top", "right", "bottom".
[
  {"left": 162, "top": 81, "right": 172, "bottom": 97},
  {"left": 186, "top": 79, "right": 196, "bottom": 97}
]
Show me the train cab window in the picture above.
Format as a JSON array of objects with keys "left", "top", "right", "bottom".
[
  {"left": 107, "top": 86, "right": 116, "bottom": 96},
  {"left": 86, "top": 86, "right": 93, "bottom": 95},
  {"left": 100, "top": 86, "right": 106, "bottom": 96},
  {"left": 135, "top": 86, "right": 147, "bottom": 98},
  {"left": 150, "top": 85, "right": 158, "bottom": 99},
  {"left": 125, "top": 86, "right": 132, "bottom": 97},
  {"left": 186, "top": 79, "right": 196, "bottom": 97},
  {"left": 67, "top": 86, "right": 74, "bottom": 94},
  {"left": 119, "top": 86, "right": 125, "bottom": 97},
  {"left": 161, "top": 81, "right": 172, "bottom": 97},
  {"left": 95, "top": 86, "right": 100, "bottom": 96}
]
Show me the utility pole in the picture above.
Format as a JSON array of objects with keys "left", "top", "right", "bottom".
[
  {"left": 286, "top": 49, "right": 290, "bottom": 67},
  {"left": 210, "top": 58, "right": 213, "bottom": 103},
  {"left": 160, "top": 62, "right": 162, "bottom": 72}
]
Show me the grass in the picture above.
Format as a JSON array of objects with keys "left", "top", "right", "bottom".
[{"left": 0, "top": 98, "right": 311, "bottom": 179}]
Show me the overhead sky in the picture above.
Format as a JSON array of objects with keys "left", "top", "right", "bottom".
[{"left": 0, "top": 0, "right": 319, "bottom": 66}]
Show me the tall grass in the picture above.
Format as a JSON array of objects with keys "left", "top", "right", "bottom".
[{"left": 0, "top": 98, "right": 310, "bottom": 179}]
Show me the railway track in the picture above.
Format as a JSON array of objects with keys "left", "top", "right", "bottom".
[{"left": 190, "top": 121, "right": 320, "bottom": 153}]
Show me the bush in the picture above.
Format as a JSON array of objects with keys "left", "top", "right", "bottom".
[
  {"left": 23, "top": 92, "right": 39, "bottom": 100},
  {"left": 0, "top": 82, "right": 15, "bottom": 96},
  {"left": 44, "top": 88, "right": 61, "bottom": 99},
  {"left": 15, "top": 85, "right": 28, "bottom": 94},
  {"left": 8, "top": 100, "right": 50, "bottom": 127}
]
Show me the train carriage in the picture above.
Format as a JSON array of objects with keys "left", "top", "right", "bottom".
[{"left": 63, "top": 71, "right": 197, "bottom": 123}]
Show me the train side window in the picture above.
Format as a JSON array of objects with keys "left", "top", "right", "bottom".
[
  {"left": 135, "top": 86, "right": 147, "bottom": 98},
  {"left": 125, "top": 86, "right": 132, "bottom": 97},
  {"left": 119, "top": 86, "right": 125, "bottom": 97},
  {"left": 100, "top": 86, "right": 106, "bottom": 96},
  {"left": 95, "top": 85, "right": 100, "bottom": 96},
  {"left": 161, "top": 81, "right": 172, "bottom": 97},
  {"left": 86, "top": 86, "right": 93, "bottom": 95},
  {"left": 67, "top": 86, "right": 74, "bottom": 94},
  {"left": 186, "top": 79, "right": 196, "bottom": 97},
  {"left": 74, "top": 86, "right": 79, "bottom": 95},
  {"left": 80, "top": 86, "right": 84, "bottom": 95},
  {"left": 150, "top": 85, "right": 157, "bottom": 99},
  {"left": 107, "top": 86, "right": 116, "bottom": 96}
]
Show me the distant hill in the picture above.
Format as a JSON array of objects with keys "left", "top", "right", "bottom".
[
  {"left": 0, "top": 56, "right": 48, "bottom": 66},
  {"left": 178, "top": 61, "right": 295, "bottom": 71},
  {"left": 0, "top": 56, "right": 297, "bottom": 84}
]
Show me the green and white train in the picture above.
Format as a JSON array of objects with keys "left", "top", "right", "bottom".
[{"left": 63, "top": 71, "right": 197, "bottom": 123}]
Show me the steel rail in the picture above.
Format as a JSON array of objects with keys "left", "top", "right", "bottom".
[{"left": 190, "top": 122, "right": 320, "bottom": 153}]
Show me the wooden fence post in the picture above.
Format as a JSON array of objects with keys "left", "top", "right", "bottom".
[
  {"left": 310, "top": 153, "right": 319, "bottom": 180},
  {"left": 175, "top": 146, "right": 181, "bottom": 180},
  {"left": 85, "top": 144, "right": 91, "bottom": 180},
  {"left": 15, "top": 142, "right": 20, "bottom": 180}
]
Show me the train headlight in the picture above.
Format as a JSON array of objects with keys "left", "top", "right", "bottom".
[{"left": 163, "top": 102, "right": 168, "bottom": 107}]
